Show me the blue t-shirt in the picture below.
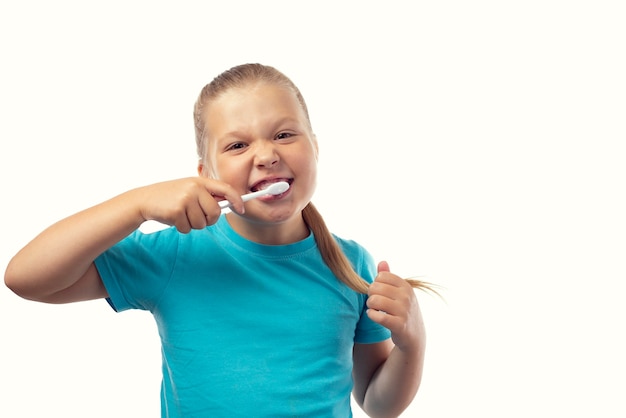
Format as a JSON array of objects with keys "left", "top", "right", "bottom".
[{"left": 95, "top": 215, "right": 390, "bottom": 417}]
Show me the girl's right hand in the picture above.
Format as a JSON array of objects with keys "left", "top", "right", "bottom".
[{"left": 133, "top": 177, "right": 245, "bottom": 233}]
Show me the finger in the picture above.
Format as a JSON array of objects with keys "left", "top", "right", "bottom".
[
  {"left": 374, "top": 272, "right": 410, "bottom": 290},
  {"left": 368, "top": 275, "right": 400, "bottom": 309},
  {"left": 375, "top": 260, "right": 406, "bottom": 288},
  {"left": 173, "top": 214, "right": 192, "bottom": 234},
  {"left": 366, "top": 308, "right": 403, "bottom": 332},
  {"left": 185, "top": 202, "right": 209, "bottom": 230},
  {"left": 367, "top": 293, "right": 404, "bottom": 317},
  {"left": 201, "top": 179, "right": 245, "bottom": 214},
  {"left": 197, "top": 191, "right": 222, "bottom": 225},
  {"left": 368, "top": 282, "right": 415, "bottom": 316},
  {"left": 366, "top": 308, "right": 388, "bottom": 326},
  {"left": 366, "top": 293, "right": 390, "bottom": 312}
]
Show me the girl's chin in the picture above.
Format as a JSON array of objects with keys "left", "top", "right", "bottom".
[{"left": 229, "top": 207, "right": 295, "bottom": 223}]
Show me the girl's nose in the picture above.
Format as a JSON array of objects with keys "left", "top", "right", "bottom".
[{"left": 254, "top": 141, "right": 279, "bottom": 168}]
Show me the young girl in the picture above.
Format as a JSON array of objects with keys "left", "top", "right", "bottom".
[{"left": 5, "top": 63, "right": 428, "bottom": 417}]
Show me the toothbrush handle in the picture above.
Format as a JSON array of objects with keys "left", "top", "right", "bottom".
[
  {"left": 218, "top": 189, "right": 267, "bottom": 210},
  {"left": 218, "top": 200, "right": 232, "bottom": 210}
]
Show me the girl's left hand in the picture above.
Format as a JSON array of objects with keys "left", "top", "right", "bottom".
[{"left": 366, "top": 261, "right": 426, "bottom": 353}]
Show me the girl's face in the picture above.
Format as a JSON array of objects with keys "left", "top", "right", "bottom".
[{"left": 199, "top": 83, "right": 318, "bottom": 240}]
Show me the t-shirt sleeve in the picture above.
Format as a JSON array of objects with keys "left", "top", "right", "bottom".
[{"left": 94, "top": 228, "right": 179, "bottom": 312}]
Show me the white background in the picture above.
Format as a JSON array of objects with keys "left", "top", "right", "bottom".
[{"left": 1, "top": 1, "right": 625, "bottom": 417}]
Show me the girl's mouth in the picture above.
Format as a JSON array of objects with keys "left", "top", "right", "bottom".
[{"left": 250, "top": 178, "right": 292, "bottom": 193}]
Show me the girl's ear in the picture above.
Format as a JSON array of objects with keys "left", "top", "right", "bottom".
[
  {"left": 197, "top": 161, "right": 208, "bottom": 177},
  {"left": 198, "top": 161, "right": 218, "bottom": 179}
]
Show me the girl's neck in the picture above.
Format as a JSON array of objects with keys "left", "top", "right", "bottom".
[{"left": 225, "top": 213, "right": 309, "bottom": 245}]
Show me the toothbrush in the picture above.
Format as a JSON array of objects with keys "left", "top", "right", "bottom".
[{"left": 218, "top": 181, "right": 290, "bottom": 212}]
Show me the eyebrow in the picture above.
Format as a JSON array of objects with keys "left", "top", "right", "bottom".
[{"left": 219, "top": 117, "right": 304, "bottom": 140}]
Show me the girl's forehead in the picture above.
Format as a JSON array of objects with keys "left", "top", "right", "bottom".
[
  {"left": 204, "top": 84, "right": 307, "bottom": 128},
  {"left": 216, "top": 82, "right": 295, "bottom": 106}
]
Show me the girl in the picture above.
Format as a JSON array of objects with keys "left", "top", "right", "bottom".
[{"left": 5, "top": 64, "right": 428, "bottom": 417}]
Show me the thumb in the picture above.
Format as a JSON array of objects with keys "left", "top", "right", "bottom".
[{"left": 377, "top": 260, "right": 390, "bottom": 274}]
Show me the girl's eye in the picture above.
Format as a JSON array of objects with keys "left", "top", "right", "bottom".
[
  {"left": 276, "top": 132, "right": 293, "bottom": 140},
  {"left": 226, "top": 142, "right": 246, "bottom": 151}
]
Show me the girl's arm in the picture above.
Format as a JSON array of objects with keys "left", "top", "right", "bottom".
[
  {"left": 4, "top": 177, "right": 244, "bottom": 304},
  {"left": 352, "top": 261, "right": 426, "bottom": 417}
]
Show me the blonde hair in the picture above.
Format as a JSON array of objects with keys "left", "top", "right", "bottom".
[{"left": 193, "top": 63, "right": 436, "bottom": 295}]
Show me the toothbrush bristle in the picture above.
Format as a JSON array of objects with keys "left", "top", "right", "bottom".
[{"left": 269, "top": 181, "right": 289, "bottom": 195}]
